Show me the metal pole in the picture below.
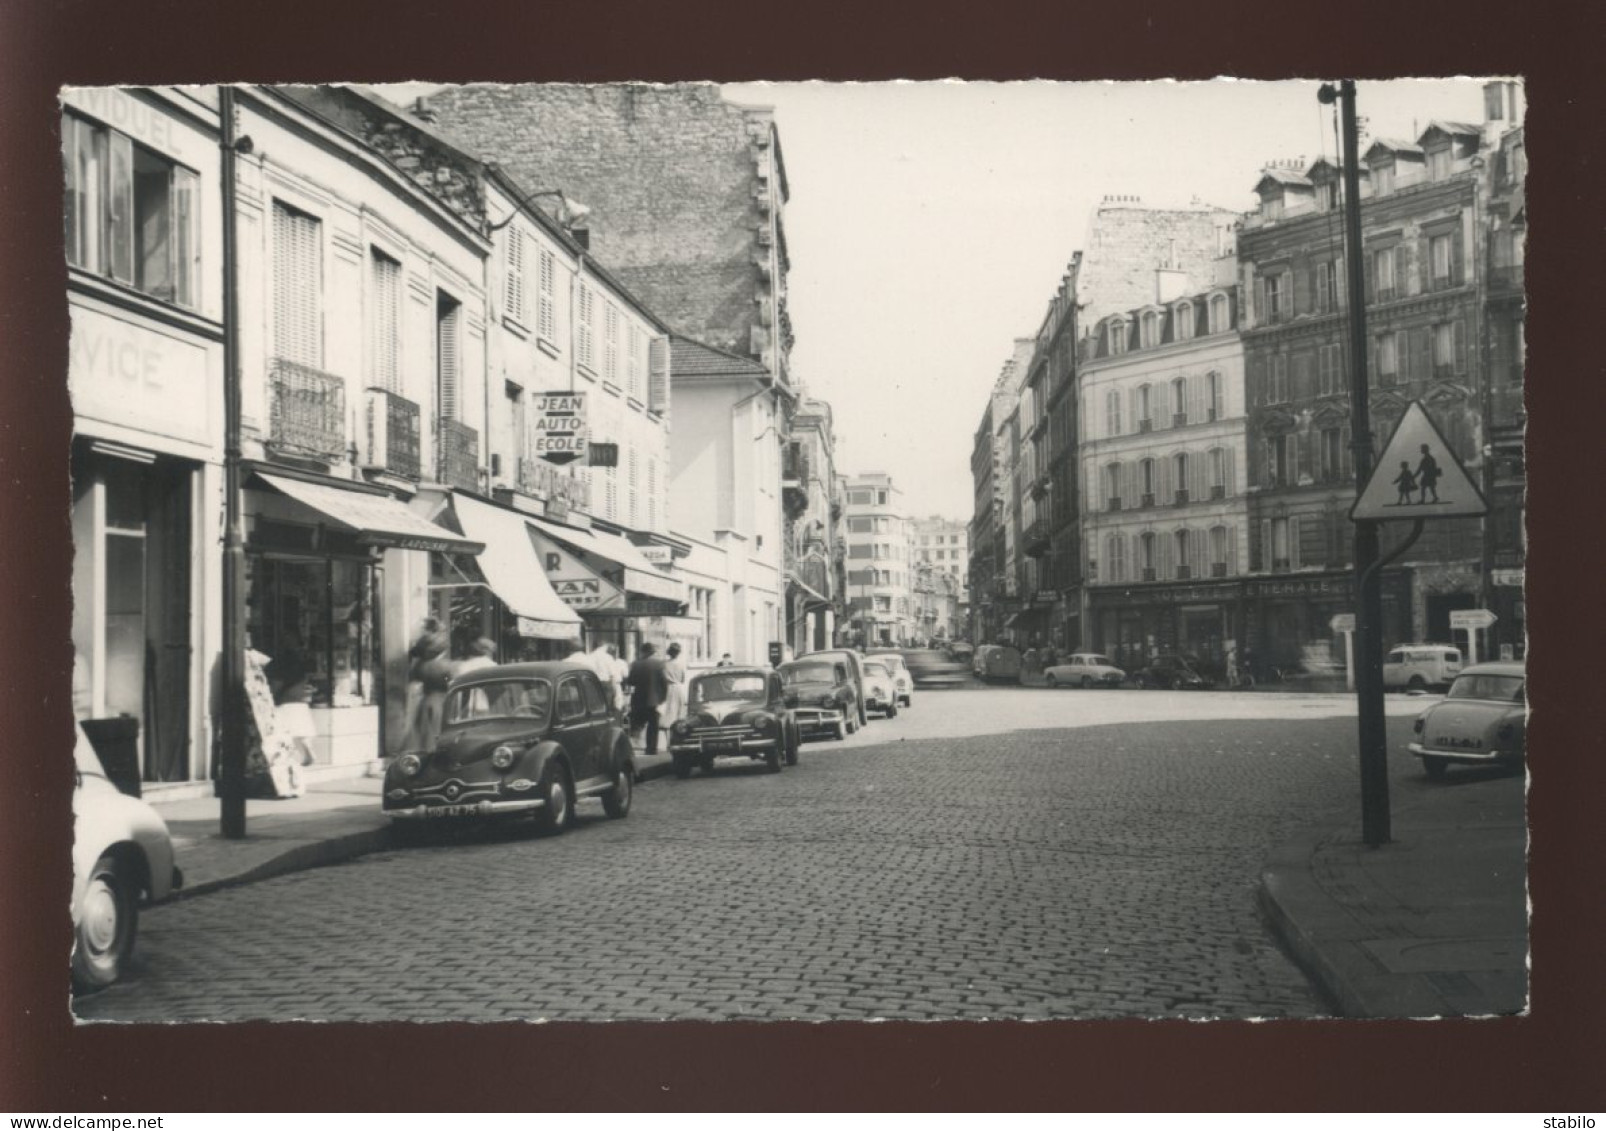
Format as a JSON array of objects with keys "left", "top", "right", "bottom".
[
  {"left": 219, "top": 86, "right": 248, "bottom": 838},
  {"left": 1322, "top": 78, "right": 1391, "bottom": 846}
]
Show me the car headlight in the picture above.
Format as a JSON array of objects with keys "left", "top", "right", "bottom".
[
  {"left": 491, "top": 745, "right": 517, "bottom": 770},
  {"left": 820, "top": 693, "right": 836, "bottom": 707},
  {"left": 1496, "top": 723, "right": 1516, "bottom": 742},
  {"left": 753, "top": 714, "right": 776, "bottom": 734},
  {"left": 396, "top": 753, "right": 422, "bottom": 778},
  {"left": 671, "top": 719, "right": 693, "bottom": 738}
]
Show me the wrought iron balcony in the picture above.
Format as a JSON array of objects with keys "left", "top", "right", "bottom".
[
  {"left": 518, "top": 456, "right": 560, "bottom": 498},
  {"left": 363, "top": 387, "right": 421, "bottom": 480},
  {"left": 268, "top": 358, "right": 346, "bottom": 462},
  {"left": 1023, "top": 518, "right": 1051, "bottom": 558},
  {"left": 437, "top": 418, "right": 480, "bottom": 492}
]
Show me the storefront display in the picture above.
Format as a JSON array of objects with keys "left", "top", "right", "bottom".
[{"left": 246, "top": 555, "right": 379, "bottom": 709}]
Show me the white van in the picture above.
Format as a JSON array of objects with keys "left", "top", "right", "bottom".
[{"left": 1383, "top": 644, "right": 1463, "bottom": 691}]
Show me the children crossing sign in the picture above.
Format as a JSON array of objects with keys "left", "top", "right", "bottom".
[{"left": 1351, "top": 401, "right": 1487, "bottom": 522}]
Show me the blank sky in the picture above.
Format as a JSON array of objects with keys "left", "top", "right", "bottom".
[{"left": 723, "top": 78, "right": 1498, "bottom": 521}]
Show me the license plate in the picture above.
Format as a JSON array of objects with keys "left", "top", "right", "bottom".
[
  {"left": 704, "top": 740, "right": 742, "bottom": 756},
  {"left": 421, "top": 803, "right": 478, "bottom": 818}
]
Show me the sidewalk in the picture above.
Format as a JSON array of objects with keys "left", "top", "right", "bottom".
[
  {"left": 1259, "top": 766, "right": 1528, "bottom": 1017},
  {"left": 154, "top": 743, "right": 675, "bottom": 899}
]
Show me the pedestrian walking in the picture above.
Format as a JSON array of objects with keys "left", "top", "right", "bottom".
[
  {"left": 609, "top": 644, "right": 630, "bottom": 712},
  {"left": 564, "top": 636, "right": 592, "bottom": 672},
  {"left": 589, "top": 640, "right": 620, "bottom": 708},
  {"left": 456, "top": 636, "right": 497, "bottom": 676},
  {"left": 661, "top": 642, "right": 688, "bottom": 726},
  {"left": 1392, "top": 461, "right": 1418, "bottom": 506},
  {"left": 1415, "top": 443, "right": 1442, "bottom": 504},
  {"left": 627, "top": 643, "right": 669, "bottom": 756},
  {"left": 406, "top": 618, "right": 452, "bottom": 754}
]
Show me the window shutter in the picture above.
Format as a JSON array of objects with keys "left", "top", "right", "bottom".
[
  {"left": 1363, "top": 251, "right": 1375, "bottom": 303},
  {"left": 1453, "top": 319, "right": 1467, "bottom": 374},
  {"left": 1413, "top": 328, "right": 1432, "bottom": 382},
  {"left": 1253, "top": 276, "right": 1266, "bottom": 325},
  {"left": 1225, "top": 448, "right": 1237, "bottom": 497},
  {"left": 1227, "top": 526, "right": 1240, "bottom": 576},
  {"left": 648, "top": 335, "right": 671, "bottom": 413},
  {"left": 438, "top": 300, "right": 460, "bottom": 422},
  {"left": 1293, "top": 266, "right": 1310, "bottom": 316},
  {"left": 504, "top": 229, "right": 525, "bottom": 323},
  {"left": 272, "top": 201, "right": 322, "bottom": 367},
  {"left": 1394, "top": 247, "right": 1408, "bottom": 299},
  {"left": 370, "top": 250, "right": 400, "bottom": 393},
  {"left": 1290, "top": 432, "right": 1303, "bottom": 484},
  {"left": 538, "top": 248, "right": 556, "bottom": 340},
  {"left": 1451, "top": 227, "right": 1465, "bottom": 286},
  {"left": 577, "top": 282, "right": 593, "bottom": 369},
  {"left": 1155, "top": 456, "right": 1172, "bottom": 502},
  {"left": 1260, "top": 519, "right": 1273, "bottom": 571},
  {"left": 1191, "top": 449, "right": 1208, "bottom": 499},
  {"left": 1289, "top": 515, "right": 1302, "bottom": 570}
]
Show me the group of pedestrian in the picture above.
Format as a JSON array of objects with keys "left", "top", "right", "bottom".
[{"left": 564, "top": 636, "right": 688, "bottom": 757}]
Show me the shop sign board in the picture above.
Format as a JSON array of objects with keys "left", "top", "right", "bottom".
[
  {"left": 1449, "top": 609, "right": 1497, "bottom": 631},
  {"left": 638, "top": 545, "right": 674, "bottom": 567},
  {"left": 1351, "top": 401, "right": 1488, "bottom": 521},
  {"left": 529, "top": 528, "right": 623, "bottom": 611},
  {"left": 1492, "top": 569, "right": 1524, "bottom": 588},
  {"left": 69, "top": 305, "right": 215, "bottom": 449},
  {"left": 533, "top": 391, "right": 589, "bottom": 466},
  {"left": 1330, "top": 613, "right": 1356, "bottom": 634}
]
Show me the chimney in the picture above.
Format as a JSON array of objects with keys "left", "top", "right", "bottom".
[
  {"left": 569, "top": 226, "right": 590, "bottom": 250},
  {"left": 411, "top": 96, "right": 438, "bottom": 125}
]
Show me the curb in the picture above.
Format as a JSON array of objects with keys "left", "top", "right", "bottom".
[
  {"left": 1257, "top": 834, "right": 1451, "bottom": 1019},
  {"left": 173, "top": 759, "right": 683, "bottom": 902}
]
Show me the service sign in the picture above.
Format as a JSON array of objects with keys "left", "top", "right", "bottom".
[{"left": 533, "top": 391, "right": 589, "bottom": 466}]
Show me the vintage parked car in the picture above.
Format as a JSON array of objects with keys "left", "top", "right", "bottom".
[
  {"left": 865, "top": 650, "right": 914, "bottom": 707},
  {"left": 670, "top": 667, "right": 801, "bottom": 777},
  {"left": 1409, "top": 661, "right": 1527, "bottom": 780},
  {"left": 1133, "top": 654, "right": 1215, "bottom": 690},
  {"left": 973, "top": 644, "right": 1023, "bottom": 684},
  {"left": 383, "top": 661, "right": 635, "bottom": 835},
  {"left": 779, "top": 656, "right": 858, "bottom": 740},
  {"left": 1043, "top": 652, "right": 1127, "bottom": 689},
  {"left": 73, "top": 723, "right": 182, "bottom": 991},
  {"left": 1384, "top": 644, "right": 1464, "bottom": 692},
  {"left": 802, "top": 649, "right": 870, "bottom": 728},
  {"left": 861, "top": 658, "right": 901, "bottom": 718}
]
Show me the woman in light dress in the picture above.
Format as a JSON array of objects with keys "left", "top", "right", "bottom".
[{"left": 660, "top": 642, "right": 688, "bottom": 727}]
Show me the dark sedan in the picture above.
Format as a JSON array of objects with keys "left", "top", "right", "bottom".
[
  {"left": 1133, "top": 654, "right": 1215, "bottom": 690},
  {"left": 779, "top": 657, "right": 857, "bottom": 740},
  {"left": 382, "top": 661, "right": 634, "bottom": 836},
  {"left": 668, "top": 667, "right": 800, "bottom": 777}
]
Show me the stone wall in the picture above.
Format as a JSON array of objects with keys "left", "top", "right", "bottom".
[{"left": 427, "top": 83, "right": 767, "bottom": 358}]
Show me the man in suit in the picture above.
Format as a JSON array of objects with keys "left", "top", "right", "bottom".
[{"left": 627, "top": 642, "right": 670, "bottom": 756}]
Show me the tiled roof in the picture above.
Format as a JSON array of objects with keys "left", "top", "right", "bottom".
[
  {"left": 1421, "top": 120, "right": 1483, "bottom": 140},
  {"left": 670, "top": 335, "right": 770, "bottom": 378},
  {"left": 1365, "top": 138, "right": 1425, "bottom": 159}
]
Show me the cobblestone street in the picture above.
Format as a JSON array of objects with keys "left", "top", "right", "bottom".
[{"left": 76, "top": 690, "right": 1425, "bottom": 1022}]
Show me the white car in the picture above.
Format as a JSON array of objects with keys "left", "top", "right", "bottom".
[
  {"left": 866, "top": 651, "right": 914, "bottom": 707},
  {"left": 1384, "top": 644, "right": 1463, "bottom": 692},
  {"left": 1043, "top": 653, "right": 1127, "bottom": 689},
  {"left": 860, "top": 659, "right": 900, "bottom": 719},
  {"left": 72, "top": 724, "right": 182, "bottom": 991}
]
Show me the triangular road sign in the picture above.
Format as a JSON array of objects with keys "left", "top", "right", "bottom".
[{"left": 1351, "top": 400, "right": 1487, "bottom": 521}]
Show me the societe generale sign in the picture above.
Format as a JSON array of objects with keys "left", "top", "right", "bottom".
[{"left": 533, "top": 391, "right": 589, "bottom": 466}]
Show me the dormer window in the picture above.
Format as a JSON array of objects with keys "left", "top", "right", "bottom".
[
  {"left": 1140, "top": 311, "right": 1161, "bottom": 349},
  {"left": 1428, "top": 147, "right": 1452, "bottom": 181},
  {"left": 1261, "top": 192, "right": 1284, "bottom": 221},
  {"left": 1316, "top": 181, "right": 1337, "bottom": 211},
  {"left": 1174, "top": 302, "right": 1194, "bottom": 341},
  {"left": 1208, "top": 293, "right": 1230, "bottom": 334},
  {"left": 1373, "top": 162, "right": 1395, "bottom": 196},
  {"left": 1108, "top": 319, "right": 1127, "bottom": 356}
]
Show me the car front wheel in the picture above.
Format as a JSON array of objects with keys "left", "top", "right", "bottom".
[
  {"left": 832, "top": 718, "right": 846, "bottom": 741},
  {"left": 73, "top": 851, "right": 139, "bottom": 991},
  {"left": 885, "top": 702, "right": 898, "bottom": 719},
  {"left": 764, "top": 740, "right": 782, "bottom": 772},
  {"left": 1045, "top": 674, "right": 1059, "bottom": 689},
  {"left": 603, "top": 757, "right": 633, "bottom": 819},
  {"left": 784, "top": 725, "right": 800, "bottom": 766},
  {"left": 533, "top": 762, "right": 573, "bottom": 835},
  {"left": 672, "top": 752, "right": 694, "bottom": 779}
]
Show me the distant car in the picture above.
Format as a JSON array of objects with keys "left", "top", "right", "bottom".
[
  {"left": 803, "top": 649, "right": 870, "bottom": 728},
  {"left": 866, "top": 650, "right": 914, "bottom": 707},
  {"left": 1384, "top": 644, "right": 1464, "bottom": 692},
  {"left": 1043, "top": 653, "right": 1127, "bottom": 689},
  {"left": 73, "top": 724, "right": 182, "bottom": 991},
  {"left": 861, "top": 659, "right": 901, "bottom": 718},
  {"left": 974, "top": 644, "right": 1023, "bottom": 684},
  {"left": 1409, "top": 662, "right": 1526, "bottom": 780},
  {"left": 1133, "top": 654, "right": 1214, "bottom": 690},
  {"left": 670, "top": 666, "right": 800, "bottom": 777},
  {"left": 779, "top": 656, "right": 858, "bottom": 740},
  {"left": 903, "top": 648, "right": 973, "bottom": 688},
  {"left": 383, "top": 661, "right": 635, "bottom": 835}
]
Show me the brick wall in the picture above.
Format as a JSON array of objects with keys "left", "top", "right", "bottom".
[{"left": 428, "top": 84, "right": 766, "bottom": 358}]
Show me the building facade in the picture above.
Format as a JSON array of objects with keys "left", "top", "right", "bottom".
[
  {"left": 843, "top": 473, "right": 913, "bottom": 647},
  {"left": 1237, "top": 108, "right": 1500, "bottom": 672},
  {"left": 1028, "top": 256, "right": 1084, "bottom": 652},
  {"left": 1078, "top": 280, "right": 1251, "bottom": 679},
  {"left": 786, "top": 394, "right": 844, "bottom": 655},
  {"left": 66, "top": 85, "right": 227, "bottom": 791}
]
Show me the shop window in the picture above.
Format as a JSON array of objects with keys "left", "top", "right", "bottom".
[
  {"left": 62, "top": 110, "right": 200, "bottom": 309},
  {"left": 247, "top": 556, "right": 379, "bottom": 708}
]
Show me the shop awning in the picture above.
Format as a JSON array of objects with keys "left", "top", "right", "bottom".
[
  {"left": 256, "top": 472, "right": 483, "bottom": 555},
  {"left": 449, "top": 495, "right": 583, "bottom": 639},
  {"left": 526, "top": 516, "right": 686, "bottom": 604},
  {"left": 788, "top": 575, "right": 833, "bottom": 608}
]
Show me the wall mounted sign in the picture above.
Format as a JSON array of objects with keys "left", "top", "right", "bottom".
[{"left": 533, "top": 391, "right": 588, "bottom": 466}]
